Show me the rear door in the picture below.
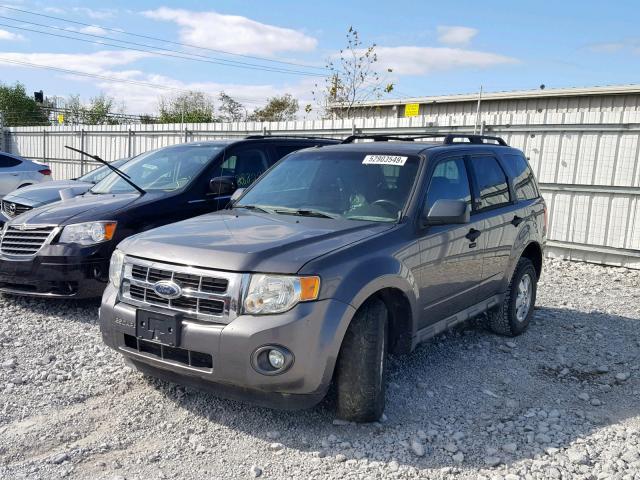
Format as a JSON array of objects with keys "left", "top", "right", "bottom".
[
  {"left": 0, "top": 155, "right": 24, "bottom": 196},
  {"left": 467, "top": 153, "right": 520, "bottom": 300},
  {"left": 416, "top": 155, "right": 485, "bottom": 327}
]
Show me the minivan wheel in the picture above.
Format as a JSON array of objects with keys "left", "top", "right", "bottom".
[
  {"left": 487, "top": 257, "right": 537, "bottom": 337},
  {"left": 335, "top": 298, "right": 388, "bottom": 422}
]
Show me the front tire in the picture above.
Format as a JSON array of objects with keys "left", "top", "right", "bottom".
[
  {"left": 335, "top": 298, "right": 388, "bottom": 422},
  {"left": 487, "top": 257, "right": 537, "bottom": 336}
]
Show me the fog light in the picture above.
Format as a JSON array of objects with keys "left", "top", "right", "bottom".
[
  {"left": 251, "top": 345, "right": 294, "bottom": 375},
  {"left": 268, "top": 349, "right": 286, "bottom": 369}
]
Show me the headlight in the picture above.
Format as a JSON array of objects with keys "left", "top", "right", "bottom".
[
  {"left": 243, "top": 274, "right": 320, "bottom": 315},
  {"left": 59, "top": 221, "right": 117, "bottom": 245},
  {"left": 109, "top": 249, "right": 125, "bottom": 288}
]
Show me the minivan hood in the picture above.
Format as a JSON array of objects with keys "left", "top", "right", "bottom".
[
  {"left": 121, "top": 209, "right": 394, "bottom": 274},
  {"left": 10, "top": 192, "right": 141, "bottom": 226},
  {"left": 4, "top": 180, "right": 93, "bottom": 207}
]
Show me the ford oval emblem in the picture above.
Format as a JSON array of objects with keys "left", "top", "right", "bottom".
[{"left": 153, "top": 280, "right": 182, "bottom": 300}]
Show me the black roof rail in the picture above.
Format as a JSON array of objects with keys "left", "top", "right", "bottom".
[
  {"left": 244, "top": 134, "right": 336, "bottom": 142},
  {"left": 341, "top": 133, "right": 508, "bottom": 146}
]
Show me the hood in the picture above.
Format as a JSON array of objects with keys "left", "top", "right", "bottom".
[
  {"left": 120, "top": 209, "right": 394, "bottom": 274},
  {"left": 4, "top": 180, "right": 93, "bottom": 207},
  {"left": 10, "top": 192, "right": 141, "bottom": 226}
]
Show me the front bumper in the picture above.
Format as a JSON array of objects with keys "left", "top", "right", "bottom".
[
  {"left": 0, "top": 246, "right": 111, "bottom": 298},
  {"left": 99, "top": 283, "right": 356, "bottom": 409}
]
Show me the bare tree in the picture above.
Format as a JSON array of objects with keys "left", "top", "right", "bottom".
[{"left": 312, "top": 27, "right": 394, "bottom": 119}]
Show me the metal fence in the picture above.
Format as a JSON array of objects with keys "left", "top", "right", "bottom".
[{"left": 3, "top": 113, "right": 640, "bottom": 269}]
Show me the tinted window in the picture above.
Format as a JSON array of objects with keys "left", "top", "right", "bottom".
[
  {"left": 273, "top": 145, "right": 307, "bottom": 162},
  {"left": 216, "top": 147, "right": 270, "bottom": 188},
  {"left": 0, "top": 155, "right": 22, "bottom": 168},
  {"left": 470, "top": 155, "right": 510, "bottom": 209},
  {"left": 238, "top": 151, "right": 420, "bottom": 223},
  {"left": 503, "top": 153, "right": 539, "bottom": 201},
  {"left": 92, "top": 144, "right": 224, "bottom": 194},
  {"left": 425, "top": 157, "right": 471, "bottom": 213}
]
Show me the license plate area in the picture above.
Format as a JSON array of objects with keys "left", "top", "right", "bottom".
[{"left": 136, "top": 310, "right": 182, "bottom": 347}]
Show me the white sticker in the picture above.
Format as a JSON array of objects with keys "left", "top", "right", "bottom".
[{"left": 362, "top": 155, "right": 408, "bottom": 166}]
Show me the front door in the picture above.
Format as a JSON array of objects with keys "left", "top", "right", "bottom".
[{"left": 416, "top": 155, "right": 485, "bottom": 328}]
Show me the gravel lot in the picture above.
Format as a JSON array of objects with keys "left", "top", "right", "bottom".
[{"left": 1, "top": 258, "right": 639, "bottom": 480}]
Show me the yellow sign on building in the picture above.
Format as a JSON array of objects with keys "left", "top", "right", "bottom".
[
  {"left": 404, "top": 103, "right": 420, "bottom": 117},
  {"left": 57, "top": 114, "right": 64, "bottom": 125}
]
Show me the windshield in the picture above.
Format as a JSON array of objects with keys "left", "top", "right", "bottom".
[
  {"left": 237, "top": 150, "right": 420, "bottom": 222},
  {"left": 78, "top": 158, "right": 128, "bottom": 184},
  {"left": 90, "top": 144, "right": 224, "bottom": 194}
]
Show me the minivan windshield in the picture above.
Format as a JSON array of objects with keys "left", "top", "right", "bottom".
[
  {"left": 237, "top": 150, "right": 420, "bottom": 222},
  {"left": 78, "top": 158, "right": 128, "bottom": 184},
  {"left": 90, "top": 144, "right": 225, "bottom": 194}
]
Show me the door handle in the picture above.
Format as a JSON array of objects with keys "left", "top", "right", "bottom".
[
  {"left": 511, "top": 215, "right": 524, "bottom": 227},
  {"left": 465, "top": 228, "right": 481, "bottom": 242}
]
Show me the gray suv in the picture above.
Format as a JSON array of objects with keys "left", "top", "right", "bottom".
[{"left": 100, "top": 134, "right": 546, "bottom": 422}]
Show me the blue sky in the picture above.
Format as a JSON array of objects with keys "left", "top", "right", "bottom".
[{"left": 0, "top": 0, "right": 638, "bottom": 115}]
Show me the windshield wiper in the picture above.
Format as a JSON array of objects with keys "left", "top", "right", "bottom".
[
  {"left": 65, "top": 145, "right": 146, "bottom": 195},
  {"left": 234, "top": 204, "right": 273, "bottom": 214},
  {"left": 274, "top": 207, "right": 337, "bottom": 219}
]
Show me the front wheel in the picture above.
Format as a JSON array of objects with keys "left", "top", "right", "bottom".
[
  {"left": 487, "top": 257, "right": 537, "bottom": 336},
  {"left": 334, "top": 298, "right": 388, "bottom": 422}
]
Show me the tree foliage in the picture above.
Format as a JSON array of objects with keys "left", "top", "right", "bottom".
[
  {"left": 248, "top": 94, "right": 299, "bottom": 122},
  {"left": 218, "top": 92, "right": 246, "bottom": 122},
  {"left": 63, "top": 94, "right": 126, "bottom": 125},
  {"left": 158, "top": 91, "right": 216, "bottom": 124},
  {"left": 312, "top": 27, "right": 394, "bottom": 119},
  {"left": 0, "top": 82, "right": 49, "bottom": 127}
]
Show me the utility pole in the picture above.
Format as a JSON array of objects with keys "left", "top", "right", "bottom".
[
  {"left": 473, "top": 85, "right": 483, "bottom": 135},
  {"left": 0, "top": 111, "right": 5, "bottom": 151}
]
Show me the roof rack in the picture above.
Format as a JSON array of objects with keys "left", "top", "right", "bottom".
[
  {"left": 341, "top": 133, "right": 508, "bottom": 146},
  {"left": 244, "top": 135, "right": 336, "bottom": 142}
]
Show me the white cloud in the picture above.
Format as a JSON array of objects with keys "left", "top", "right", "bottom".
[
  {"left": 372, "top": 46, "right": 518, "bottom": 76},
  {"left": 43, "top": 7, "right": 66, "bottom": 14},
  {"left": 588, "top": 40, "right": 640, "bottom": 54},
  {"left": 0, "top": 51, "right": 152, "bottom": 75},
  {"left": 142, "top": 7, "right": 317, "bottom": 55},
  {"left": 72, "top": 7, "right": 117, "bottom": 20},
  {"left": 437, "top": 26, "right": 478, "bottom": 46},
  {"left": 0, "top": 29, "right": 23, "bottom": 41},
  {"left": 0, "top": 49, "right": 314, "bottom": 114},
  {"left": 77, "top": 25, "right": 108, "bottom": 36}
]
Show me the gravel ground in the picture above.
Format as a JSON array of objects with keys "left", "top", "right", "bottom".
[{"left": 1, "top": 258, "right": 640, "bottom": 480}]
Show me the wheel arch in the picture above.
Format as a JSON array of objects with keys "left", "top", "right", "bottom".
[{"left": 521, "top": 241, "right": 543, "bottom": 279}]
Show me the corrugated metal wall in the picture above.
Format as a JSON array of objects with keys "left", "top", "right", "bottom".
[{"left": 3, "top": 105, "right": 640, "bottom": 269}]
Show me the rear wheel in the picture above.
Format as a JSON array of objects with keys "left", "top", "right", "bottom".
[
  {"left": 487, "top": 257, "right": 537, "bottom": 336},
  {"left": 335, "top": 298, "right": 388, "bottom": 422}
]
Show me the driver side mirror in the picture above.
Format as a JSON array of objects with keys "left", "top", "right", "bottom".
[
  {"left": 424, "top": 199, "right": 470, "bottom": 226},
  {"left": 209, "top": 176, "right": 237, "bottom": 196}
]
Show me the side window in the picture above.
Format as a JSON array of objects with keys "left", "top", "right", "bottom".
[
  {"left": 503, "top": 153, "right": 539, "bottom": 201},
  {"left": 469, "top": 155, "right": 510, "bottom": 209},
  {"left": 216, "top": 147, "right": 269, "bottom": 188},
  {"left": 0, "top": 155, "right": 22, "bottom": 168},
  {"left": 425, "top": 157, "right": 471, "bottom": 213}
]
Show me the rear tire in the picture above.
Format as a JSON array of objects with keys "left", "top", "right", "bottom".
[
  {"left": 335, "top": 298, "right": 388, "bottom": 422},
  {"left": 487, "top": 257, "right": 537, "bottom": 336}
]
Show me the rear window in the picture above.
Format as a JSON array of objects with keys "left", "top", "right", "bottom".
[
  {"left": 469, "top": 155, "right": 510, "bottom": 209},
  {"left": 503, "top": 153, "right": 539, "bottom": 201},
  {"left": 0, "top": 155, "right": 22, "bottom": 168}
]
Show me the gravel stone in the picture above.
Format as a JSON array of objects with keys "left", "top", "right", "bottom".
[{"left": 0, "top": 258, "right": 638, "bottom": 480}]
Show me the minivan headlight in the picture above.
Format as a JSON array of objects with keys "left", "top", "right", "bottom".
[
  {"left": 243, "top": 274, "right": 320, "bottom": 315},
  {"left": 109, "top": 249, "right": 125, "bottom": 288},
  {"left": 59, "top": 221, "right": 117, "bottom": 245}
]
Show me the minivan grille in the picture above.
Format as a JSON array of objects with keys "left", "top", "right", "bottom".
[
  {"left": 1, "top": 201, "right": 32, "bottom": 219},
  {"left": 120, "top": 259, "right": 242, "bottom": 323},
  {"left": 0, "top": 225, "right": 56, "bottom": 256}
]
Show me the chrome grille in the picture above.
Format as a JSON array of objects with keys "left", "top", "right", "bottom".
[
  {"left": 0, "top": 225, "right": 57, "bottom": 256},
  {"left": 1, "top": 201, "right": 32, "bottom": 219},
  {"left": 120, "top": 258, "right": 242, "bottom": 323}
]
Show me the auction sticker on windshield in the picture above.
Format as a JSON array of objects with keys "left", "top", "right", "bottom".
[{"left": 362, "top": 155, "right": 408, "bottom": 166}]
